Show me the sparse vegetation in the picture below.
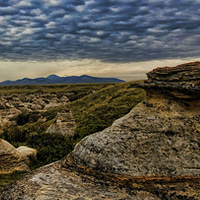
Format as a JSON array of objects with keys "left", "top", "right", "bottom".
[
  {"left": 0, "top": 83, "right": 114, "bottom": 101},
  {"left": 0, "top": 81, "right": 146, "bottom": 190},
  {"left": 70, "top": 82, "right": 146, "bottom": 142}
]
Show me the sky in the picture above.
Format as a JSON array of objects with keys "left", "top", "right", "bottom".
[{"left": 0, "top": 0, "right": 200, "bottom": 81}]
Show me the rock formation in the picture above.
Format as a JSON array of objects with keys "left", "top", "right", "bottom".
[
  {"left": 69, "top": 91, "right": 200, "bottom": 176},
  {"left": 16, "top": 146, "right": 37, "bottom": 165},
  {"left": 0, "top": 139, "right": 36, "bottom": 174},
  {"left": 142, "top": 61, "right": 200, "bottom": 99},
  {"left": 1, "top": 62, "right": 200, "bottom": 199},
  {"left": 46, "top": 108, "right": 76, "bottom": 137},
  {"left": 0, "top": 93, "right": 69, "bottom": 133}
]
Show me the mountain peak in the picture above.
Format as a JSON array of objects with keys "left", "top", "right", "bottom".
[
  {"left": 0, "top": 75, "right": 124, "bottom": 86},
  {"left": 47, "top": 74, "right": 60, "bottom": 79}
]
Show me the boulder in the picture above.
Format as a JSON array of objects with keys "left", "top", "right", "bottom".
[
  {"left": 16, "top": 146, "right": 37, "bottom": 164},
  {"left": 59, "top": 95, "right": 69, "bottom": 103},
  {"left": 68, "top": 91, "right": 200, "bottom": 176}
]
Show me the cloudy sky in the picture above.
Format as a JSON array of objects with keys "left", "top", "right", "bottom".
[{"left": 0, "top": 0, "right": 200, "bottom": 81}]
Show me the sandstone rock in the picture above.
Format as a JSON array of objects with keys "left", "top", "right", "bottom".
[
  {"left": 1, "top": 108, "right": 21, "bottom": 120},
  {"left": 0, "top": 139, "right": 30, "bottom": 174},
  {"left": 141, "top": 61, "right": 200, "bottom": 99},
  {"left": 31, "top": 104, "right": 42, "bottom": 110},
  {"left": 69, "top": 92, "right": 200, "bottom": 177},
  {"left": 0, "top": 161, "right": 160, "bottom": 200},
  {"left": 16, "top": 146, "right": 37, "bottom": 164},
  {"left": 46, "top": 108, "right": 76, "bottom": 137},
  {"left": 18, "top": 106, "right": 32, "bottom": 113},
  {"left": 59, "top": 95, "right": 69, "bottom": 103},
  {"left": 147, "top": 61, "right": 200, "bottom": 82},
  {"left": 5, "top": 102, "right": 14, "bottom": 109},
  {"left": 44, "top": 102, "right": 62, "bottom": 110}
]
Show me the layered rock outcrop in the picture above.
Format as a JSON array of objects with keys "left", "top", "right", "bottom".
[
  {"left": 1, "top": 62, "right": 200, "bottom": 199},
  {"left": 69, "top": 92, "right": 200, "bottom": 176},
  {"left": 142, "top": 61, "right": 200, "bottom": 99}
]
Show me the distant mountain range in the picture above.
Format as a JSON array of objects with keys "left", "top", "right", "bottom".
[{"left": 0, "top": 75, "right": 125, "bottom": 86}]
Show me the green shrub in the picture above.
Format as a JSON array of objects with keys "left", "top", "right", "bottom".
[
  {"left": 27, "top": 133, "right": 73, "bottom": 169},
  {"left": 1, "top": 126, "right": 29, "bottom": 145}
]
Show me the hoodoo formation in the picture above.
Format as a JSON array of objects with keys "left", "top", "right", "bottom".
[{"left": 1, "top": 62, "right": 200, "bottom": 200}]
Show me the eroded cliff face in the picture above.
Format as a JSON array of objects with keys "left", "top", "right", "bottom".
[{"left": 1, "top": 62, "right": 200, "bottom": 200}]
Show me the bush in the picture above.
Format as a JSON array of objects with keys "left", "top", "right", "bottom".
[
  {"left": 27, "top": 133, "right": 74, "bottom": 169},
  {"left": 1, "top": 126, "right": 29, "bottom": 145}
]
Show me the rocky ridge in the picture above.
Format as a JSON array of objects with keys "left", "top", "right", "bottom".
[{"left": 1, "top": 62, "right": 200, "bottom": 199}]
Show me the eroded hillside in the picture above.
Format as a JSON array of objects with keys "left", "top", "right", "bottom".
[{"left": 1, "top": 62, "right": 200, "bottom": 199}]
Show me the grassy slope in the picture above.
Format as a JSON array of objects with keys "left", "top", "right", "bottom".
[
  {"left": 0, "top": 81, "right": 146, "bottom": 190},
  {"left": 70, "top": 82, "right": 146, "bottom": 142}
]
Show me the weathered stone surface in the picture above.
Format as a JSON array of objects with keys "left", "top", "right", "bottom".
[
  {"left": 46, "top": 108, "right": 76, "bottom": 137},
  {"left": 141, "top": 61, "right": 200, "bottom": 99},
  {"left": 147, "top": 61, "right": 200, "bottom": 82},
  {"left": 0, "top": 161, "right": 160, "bottom": 200},
  {"left": 0, "top": 139, "right": 30, "bottom": 173},
  {"left": 69, "top": 92, "right": 200, "bottom": 177}
]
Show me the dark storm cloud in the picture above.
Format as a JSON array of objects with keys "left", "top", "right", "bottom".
[{"left": 0, "top": 0, "right": 200, "bottom": 62}]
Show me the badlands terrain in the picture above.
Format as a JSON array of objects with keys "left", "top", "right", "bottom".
[{"left": 0, "top": 62, "right": 200, "bottom": 199}]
